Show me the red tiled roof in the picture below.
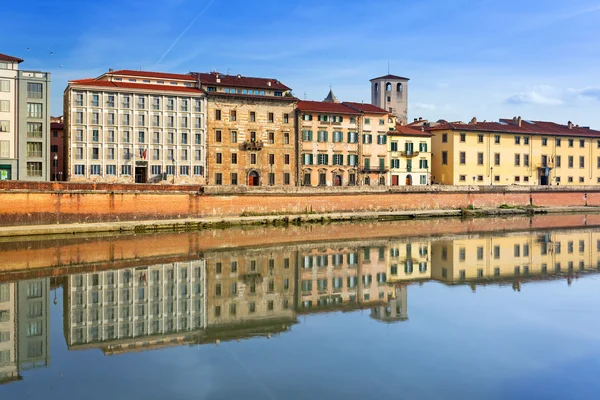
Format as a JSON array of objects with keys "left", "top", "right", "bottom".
[
  {"left": 207, "top": 91, "right": 296, "bottom": 101},
  {"left": 104, "top": 69, "right": 196, "bottom": 81},
  {"left": 429, "top": 119, "right": 600, "bottom": 138},
  {"left": 192, "top": 72, "right": 291, "bottom": 91},
  {"left": 389, "top": 123, "right": 432, "bottom": 137},
  {"left": 343, "top": 102, "right": 389, "bottom": 114},
  {"left": 370, "top": 74, "right": 409, "bottom": 81},
  {"left": 69, "top": 79, "right": 204, "bottom": 94},
  {"left": 296, "top": 100, "right": 360, "bottom": 115},
  {"left": 0, "top": 53, "right": 24, "bottom": 63}
]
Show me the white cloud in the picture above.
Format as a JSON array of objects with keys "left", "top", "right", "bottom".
[{"left": 505, "top": 91, "right": 563, "bottom": 106}]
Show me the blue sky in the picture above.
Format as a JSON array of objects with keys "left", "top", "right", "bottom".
[{"left": 2, "top": 0, "right": 600, "bottom": 126}]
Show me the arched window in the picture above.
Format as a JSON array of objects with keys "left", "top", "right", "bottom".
[
  {"left": 374, "top": 83, "right": 379, "bottom": 93},
  {"left": 397, "top": 83, "right": 403, "bottom": 93},
  {"left": 385, "top": 82, "right": 392, "bottom": 92}
]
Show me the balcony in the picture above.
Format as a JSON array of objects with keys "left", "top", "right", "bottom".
[
  {"left": 360, "top": 167, "right": 388, "bottom": 173},
  {"left": 400, "top": 151, "right": 420, "bottom": 158},
  {"left": 240, "top": 140, "right": 264, "bottom": 151}
]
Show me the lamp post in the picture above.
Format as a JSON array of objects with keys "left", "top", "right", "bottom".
[
  {"left": 490, "top": 167, "right": 493, "bottom": 186},
  {"left": 53, "top": 153, "right": 58, "bottom": 181},
  {"left": 172, "top": 158, "right": 176, "bottom": 184}
]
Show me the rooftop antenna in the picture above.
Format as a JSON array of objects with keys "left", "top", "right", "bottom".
[
  {"left": 304, "top": 92, "right": 306, "bottom": 100},
  {"left": 388, "top": 61, "right": 390, "bottom": 74},
  {"left": 227, "top": 68, "right": 230, "bottom": 75}
]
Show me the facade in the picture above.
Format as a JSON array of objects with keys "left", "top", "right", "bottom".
[
  {"left": 192, "top": 71, "right": 296, "bottom": 186},
  {"left": 50, "top": 116, "right": 64, "bottom": 181},
  {"left": 64, "top": 261, "right": 207, "bottom": 350},
  {"left": 388, "top": 124, "right": 432, "bottom": 186},
  {"left": 64, "top": 70, "right": 207, "bottom": 184},
  {"left": 0, "top": 53, "right": 51, "bottom": 181},
  {"left": 430, "top": 117, "right": 600, "bottom": 186},
  {"left": 370, "top": 74, "right": 409, "bottom": 125},
  {"left": 296, "top": 96, "right": 397, "bottom": 186},
  {"left": 16, "top": 279, "right": 49, "bottom": 370},
  {"left": 344, "top": 102, "right": 395, "bottom": 186}
]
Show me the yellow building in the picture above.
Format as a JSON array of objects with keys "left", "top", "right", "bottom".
[
  {"left": 430, "top": 117, "right": 600, "bottom": 185},
  {"left": 388, "top": 124, "right": 432, "bottom": 186}
]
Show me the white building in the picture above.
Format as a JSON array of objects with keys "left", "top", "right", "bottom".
[
  {"left": 0, "top": 53, "right": 51, "bottom": 181},
  {"left": 64, "top": 70, "right": 207, "bottom": 184}
]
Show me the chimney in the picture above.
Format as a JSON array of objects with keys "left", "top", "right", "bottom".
[
  {"left": 237, "top": 74, "right": 241, "bottom": 78},
  {"left": 517, "top": 116, "right": 522, "bottom": 127},
  {"left": 414, "top": 118, "right": 418, "bottom": 122},
  {"left": 469, "top": 116, "right": 477, "bottom": 125},
  {"left": 267, "top": 81, "right": 272, "bottom": 87},
  {"left": 108, "top": 68, "right": 114, "bottom": 72},
  {"left": 568, "top": 121, "right": 573, "bottom": 129},
  {"left": 419, "top": 117, "right": 423, "bottom": 121}
]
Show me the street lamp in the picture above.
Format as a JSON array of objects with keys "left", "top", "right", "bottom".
[
  {"left": 490, "top": 167, "right": 493, "bottom": 186},
  {"left": 53, "top": 153, "right": 58, "bottom": 181}
]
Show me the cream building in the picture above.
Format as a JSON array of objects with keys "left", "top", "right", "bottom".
[
  {"left": 430, "top": 117, "right": 600, "bottom": 186},
  {"left": 388, "top": 124, "right": 432, "bottom": 186},
  {"left": 64, "top": 70, "right": 207, "bottom": 184},
  {"left": 0, "top": 53, "right": 51, "bottom": 181},
  {"left": 0, "top": 283, "right": 18, "bottom": 384}
]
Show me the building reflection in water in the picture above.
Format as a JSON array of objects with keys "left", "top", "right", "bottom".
[
  {"left": 0, "top": 279, "right": 50, "bottom": 385},
  {"left": 2, "top": 227, "right": 600, "bottom": 384}
]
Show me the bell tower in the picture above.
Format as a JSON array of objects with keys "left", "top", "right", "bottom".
[{"left": 370, "top": 74, "right": 409, "bottom": 125}]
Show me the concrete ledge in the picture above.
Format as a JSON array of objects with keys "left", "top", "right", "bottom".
[{"left": 1, "top": 206, "right": 600, "bottom": 238}]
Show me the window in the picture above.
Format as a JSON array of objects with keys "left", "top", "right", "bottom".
[
  {"left": 460, "top": 133, "right": 466, "bottom": 142},
  {"left": 580, "top": 156, "right": 585, "bottom": 168},
  {"left": 268, "top": 132, "right": 275, "bottom": 144},
  {"left": 580, "top": 139, "right": 585, "bottom": 148},
  {"left": 524, "top": 154, "right": 529, "bottom": 167},
  {"left": 556, "top": 138, "right": 561, "bottom": 147},
  {"left": 284, "top": 173, "right": 290, "bottom": 185},
  {"left": 542, "top": 137, "right": 548, "bottom": 146},
  {"left": 459, "top": 152, "right": 466, "bottom": 164},
  {"left": 215, "top": 130, "right": 222, "bottom": 142},
  {"left": 524, "top": 137, "right": 529, "bottom": 144},
  {"left": 26, "top": 162, "right": 42, "bottom": 176},
  {"left": 477, "top": 152, "right": 484, "bottom": 166},
  {"left": 514, "top": 136, "right": 521, "bottom": 145},
  {"left": 318, "top": 130, "right": 328, "bottom": 142},
  {"left": 27, "top": 103, "right": 43, "bottom": 118},
  {"left": 269, "top": 153, "right": 275, "bottom": 165},
  {"left": 151, "top": 165, "right": 162, "bottom": 176},
  {"left": 347, "top": 132, "right": 358, "bottom": 143},
  {"left": 477, "top": 134, "right": 483, "bottom": 143},
  {"left": 216, "top": 153, "right": 222, "bottom": 164},
  {"left": 442, "top": 151, "right": 448, "bottom": 165},
  {"left": 442, "top": 133, "right": 447, "bottom": 143},
  {"left": 215, "top": 109, "right": 221, "bottom": 120},
  {"left": 90, "top": 164, "right": 101, "bottom": 175},
  {"left": 231, "top": 153, "right": 237, "bottom": 164},
  {"left": 0, "top": 80, "right": 10, "bottom": 92},
  {"left": 194, "top": 165, "right": 203, "bottom": 175},
  {"left": 27, "top": 83, "right": 43, "bottom": 99},
  {"left": 283, "top": 132, "right": 290, "bottom": 144},
  {"left": 268, "top": 173, "right": 275, "bottom": 185},
  {"left": 215, "top": 173, "right": 222, "bottom": 185},
  {"left": 250, "top": 153, "right": 257, "bottom": 164},
  {"left": 106, "top": 165, "right": 116, "bottom": 175},
  {"left": 459, "top": 175, "right": 466, "bottom": 181},
  {"left": 122, "top": 165, "right": 132, "bottom": 175},
  {"left": 26, "top": 122, "right": 42, "bottom": 137},
  {"left": 556, "top": 155, "right": 561, "bottom": 168},
  {"left": 494, "top": 135, "right": 500, "bottom": 144},
  {"left": 231, "top": 173, "right": 238, "bottom": 185},
  {"left": 377, "top": 135, "right": 387, "bottom": 145},
  {"left": 268, "top": 112, "right": 274, "bottom": 123},
  {"left": 514, "top": 154, "right": 520, "bottom": 166},
  {"left": 568, "top": 156, "right": 574, "bottom": 168},
  {"left": 0, "top": 100, "right": 9, "bottom": 112},
  {"left": 494, "top": 153, "right": 500, "bottom": 166},
  {"left": 302, "top": 130, "right": 313, "bottom": 141},
  {"left": 363, "top": 134, "right": 372, "bottom": 144},
  {"left": 180, "top": 166, "right": 189, "bottom": 175},
  {"left": 107, "top": 148, "right": 115, "bottom": 160}
]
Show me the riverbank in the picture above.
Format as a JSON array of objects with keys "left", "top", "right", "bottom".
[{"left": 2, "top": 206, "right": 600, "bottom": 238}]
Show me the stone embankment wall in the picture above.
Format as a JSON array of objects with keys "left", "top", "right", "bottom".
[{"left": 1, "top": 181, "right": 600, "bottom": 225}]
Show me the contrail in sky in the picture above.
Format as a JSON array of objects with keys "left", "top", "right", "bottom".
[{"left": 156, "top": 0, "right": 216, "bottom": 66}]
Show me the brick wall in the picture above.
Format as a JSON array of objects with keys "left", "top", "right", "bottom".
[{"left": 0, "top": 181, "right": 599, "bottom": 225}]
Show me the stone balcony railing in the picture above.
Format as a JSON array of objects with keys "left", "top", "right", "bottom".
[{"left": 240, "top": 140, "right": 264, "bottom": 151}]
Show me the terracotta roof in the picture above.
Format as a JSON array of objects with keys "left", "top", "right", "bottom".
[
  {"left": 206, "top": 91, "right": 296, "bottom": 101},
  {"left": 389, "top": 123, "right": 432, "bottom": 137},
  {"left": 192, "top": 72, "right": 291, "bottom": 91},
  {"left": 296, "top": 100, "right": 360, "bottom": 115},
  {"left": 429, "top": 119, "right": 600, "bottom": 138},
  {"left": 343, "top": 102, "right": 389, "bottom": 114},
  {"left": 0, "top": 53, "right": 24, "bottom": 63},
  {"left": 370, "top": 74, "right": 409, "bottom": 81},
  {"left": 69, "top": 79, "right": 204, "bottom": 94},
  {"left": 104, "top": 69, "right": 196, "bottom": 81}
]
